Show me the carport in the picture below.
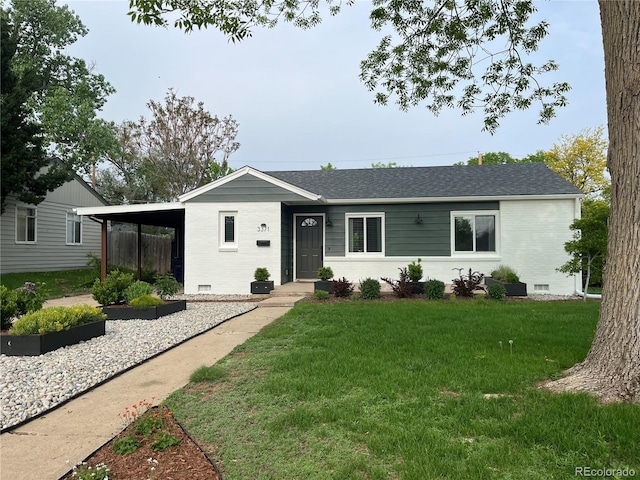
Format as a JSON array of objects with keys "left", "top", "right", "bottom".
[{"left": 74, "top": 203, "right": 185, "bottom": 282}]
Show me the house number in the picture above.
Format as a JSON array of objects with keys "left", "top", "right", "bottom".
[{"left": 257, "top": 224, "right": 269, "bottom": 232}]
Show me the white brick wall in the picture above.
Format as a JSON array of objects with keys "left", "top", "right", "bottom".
[
  {"left": 499, "top": 198, "right": 580, "bottom": 295},
  {"left": 184, "top": 202, "right": 282, "bottom": 294}
]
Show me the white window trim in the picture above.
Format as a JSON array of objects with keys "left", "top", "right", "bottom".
[
  {"left": 15, "top": 205, "right": 37, "bottom": 244},
  {"left": 66, "top": 211, "right": 83, "bottom": 245},
  {"left": 219, "top": 211, "right": 238, "bottom": 251},
  {"left": 345, "top": 212, "right": 385, "bottom": 257},
  {"left": 450, "top": 210, "right": 500, "bottom": 256}
]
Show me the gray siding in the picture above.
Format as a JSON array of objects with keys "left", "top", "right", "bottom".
[
  {"left": 187, "top": 174, "right": 314, "bottom": 203},
  {"left": 0, "top": 180, "right": 105, "bottom": 274},
  {"left": 289, "top": 202, "right": 498, "bottom": 257}
]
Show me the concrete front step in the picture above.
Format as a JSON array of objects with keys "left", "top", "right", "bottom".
[{"left": 257, "top": 296, "right": 306, "bottom": 308}]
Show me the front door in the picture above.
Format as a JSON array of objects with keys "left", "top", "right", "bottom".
[{"left": 296, "top": 216, "right": 323, "bottom": 279}]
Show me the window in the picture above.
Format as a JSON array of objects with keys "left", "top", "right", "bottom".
[
  {"left": 452, "top": 212, "right": 497, "bottom": 253},
  {"left": 66, "top": 212, "right": 82, "bottom": 244},
  {"left": 346, "top": 213, "right": 384, "bottom": 254},
  {"left": 219, "top": 212, "right": 237, "bottom": 249},
  {"left": 16, "top": 206, "right": 37, "bottom": 243}
]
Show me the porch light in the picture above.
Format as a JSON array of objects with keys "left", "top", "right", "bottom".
[
  {"left": 414, "top": 214, "right": 423, "bottom": 224},
  {"left": 326, "top": 218, "right": 333, "bottom": 226}
]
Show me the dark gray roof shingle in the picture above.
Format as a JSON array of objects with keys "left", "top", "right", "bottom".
[{"left": 266, "top": 163, "right": 582, "bottom": 200}]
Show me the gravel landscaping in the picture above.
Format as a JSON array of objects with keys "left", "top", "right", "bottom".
[{"left": 0, "top": 302, "right": 255, "bottom": 431}]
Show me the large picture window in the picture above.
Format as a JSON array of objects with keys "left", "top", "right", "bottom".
[
  {"left": 452, "top": 212, "right": 497, "bottom": 253},
  {"left": 219, "top": 211, "right": 237, "bottom": 250},
  {"left": 16, "top": 206, "right": 37, "bottom": 243},
  {"left": 66, "top": 212, "right": 82, "bottom": 244},
  {"left": 346, "top": 213, "right": 384, "bottom": 254}
]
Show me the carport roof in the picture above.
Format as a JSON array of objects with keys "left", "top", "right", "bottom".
[{"left": 74, "top": 203, "right": 184, "bottom": 228}]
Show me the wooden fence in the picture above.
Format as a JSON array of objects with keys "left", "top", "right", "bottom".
[{"left": 108, "top": 231, "right": 172, "bottom": 275}]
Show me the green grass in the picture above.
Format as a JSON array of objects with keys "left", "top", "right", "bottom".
[
  {"left": 165, "top": 300, "right": 640, "bottom": 479},
  {"left": 0, "top": 269, "right": 98, "bottom": 299}
]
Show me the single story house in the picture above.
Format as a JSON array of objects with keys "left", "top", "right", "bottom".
[
  {"left": 76, "top": 163, "right": 583, "bottom": 295},
  {"left": 0, "top": 174, "right": 107, "bottom": 274}
]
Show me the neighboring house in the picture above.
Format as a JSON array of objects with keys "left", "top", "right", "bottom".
[
  {"left": 0, "top": 175, "right": 107, "bottom": 274},
  {"left": 76, "top": 163, "right": 584, "bottom": 295}
]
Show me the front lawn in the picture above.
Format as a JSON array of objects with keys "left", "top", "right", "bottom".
[{"left": 165, "top": 300, "right": 640, "bottom": 479}]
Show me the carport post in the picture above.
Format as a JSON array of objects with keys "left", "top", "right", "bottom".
[
  {"left": 101, "top": 219, "right": 107, "bottom": 281},
  {"left": 137, "top": 223, "right": 142, "bottom": 280}
]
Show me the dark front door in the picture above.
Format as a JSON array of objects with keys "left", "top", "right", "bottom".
[{"left": 296, "top": 216, "right": 323, "bottom": 279}]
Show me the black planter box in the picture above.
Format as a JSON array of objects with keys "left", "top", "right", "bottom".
[
  {"left": 410, "top": 281, "right": 425, "bottom": 295},
  {"left": 1, "top": 319, "right": 106, "bottom": 356},
  {"left": 102, "top": 300, "right": 187, "bottom": 320},
  {"left": 485, "top": 277, "right": 528, "bottom": 296},
  {"left": 314, "top": 281, "right": 333, "bottom": 294},
  {"left": 251, "top": 281, "right": 274, "bottom": 294}
]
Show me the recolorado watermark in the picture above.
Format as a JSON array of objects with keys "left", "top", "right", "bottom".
[{"left": 575, "top": 467, "right": 636, "bottom": 477}]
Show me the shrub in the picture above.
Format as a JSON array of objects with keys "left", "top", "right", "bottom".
[
  {"left": 407, "top": 258, "right": 423, "bottom": 282},
  {"left": 254, "top": 267, "right": 270, "bottom": 282},
  {"left": 332, "top": 277, "right": 354, "bottom": 297},
  {"left": 154, "top": 273, "right": 180, "bottom": 299},
  {"left": 381, "top": 267, "right": 414, "bottom": 298},
  {"left": 15, "top": 282, "right": 44, "bottom": 316},
  {"left": 424, "top": 279, "right": 445, "bottom": 300},
  {"left": 487, "top": 283, "right": 507, "bottom": 301},
  {"left": 313, "top": 290, "right": 330, "bottom": 300},
  {"left": 316, "top": 266, "right": 334, "bottom": 281},
  {"left": 359, "top": 278, "right": 381, "bottom": 300},
  {"left": 451, "top": 268, "right": 486, "bottom": 298},
  {"left": 124, "top": 281, "right": 154, "bottom": 303},
  {"left": 490, "top": 265, "right": 520, "bottom": 283},
  {"left": 129, "top": 295, "right": 164, "bottom": 309},
  {"left": 91, "top": 269, "right": 135, "bottom": 306},
  {"left": 9, "top": 305, "right": 106, "bottom": 335},
  {"left": 1, "top": 286, "right": 18, "bottom": 330}
]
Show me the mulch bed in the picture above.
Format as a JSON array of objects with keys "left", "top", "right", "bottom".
[{"left": 61, "top": 406, "right": 220, "bottom": 480}]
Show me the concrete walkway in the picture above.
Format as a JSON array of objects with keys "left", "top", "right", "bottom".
[{"left": 0, "top": 289, "right": 307, "bottom": 480}]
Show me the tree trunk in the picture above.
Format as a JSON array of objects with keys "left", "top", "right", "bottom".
[{"left": 544, "top": 0, "right": 640, "bottom": 402}]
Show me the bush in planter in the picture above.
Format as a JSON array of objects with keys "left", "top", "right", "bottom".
[
  {"left": 124, "top": 281, "right": 154, "bottom": 304},
  {"left": 253, "top": 268, "right": 270, "bottom": 282},
  {"left": 332, "top": 277, "right": 354, "bottom": 297},
  {"left": 1, "top": 286, "right": 18, "bottom": 330},
  {"left": 316, "top": 266, "right": 334, "bottom": 281},
  {"left": 487, "top": 283, "right": 507, "bottom": 301},
  {"left": 154, "top": 273, "right": 181, "bottom": 299},
  {"left": 16, "top": 282, "right": 44, "bottom": 316},
  {"left": 359, "top": 278, "right": 381, "bottom": 300},
  {"left": 424, "top": 279, "right": 445, "bottom": 300},
  {"left": 9, "top": 305, "right": 106, "bottom": 335},
  {"left": 407, "top": 258, "right": 423, "bottom": 283},
  {"left": 490, "top": 265, "right": 520, "bottom": 284},
  {"left": 92, "top": 270, "right": 135, "bottom": 306},
  {"left": 129, "top": 295, "right": 165, "bottom": 309}
]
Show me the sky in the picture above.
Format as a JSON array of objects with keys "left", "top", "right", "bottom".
[{"left": 64, "top": 0, "right": 606, "bottom": 172}]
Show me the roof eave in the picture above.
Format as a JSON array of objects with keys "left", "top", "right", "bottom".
[
  {"left": 324, "top": 193, "right": 584, "bottom": 204},
  {"left": 74, "top": 202, "right": 185, "bottom": 217}
]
